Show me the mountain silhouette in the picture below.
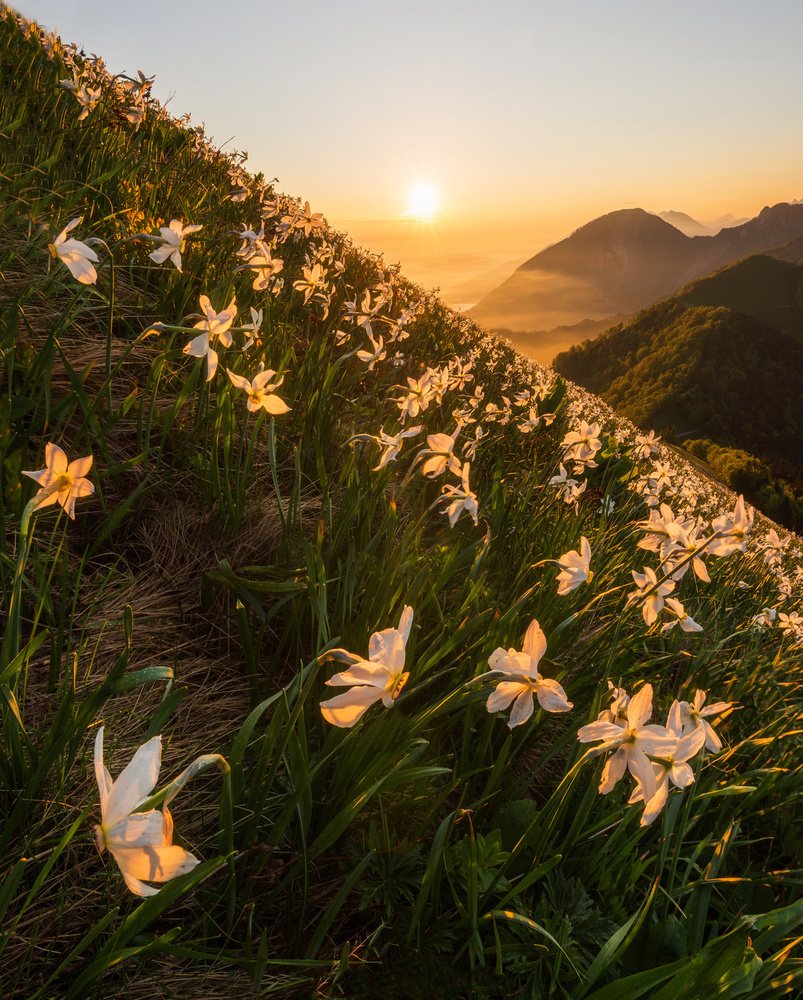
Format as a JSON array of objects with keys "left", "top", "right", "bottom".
[
  {"left": 470, "top": 202, "right": 803, "bottom": 333},
  {"left": 658, "top": 210, "right": 717, "bottom": 237}
]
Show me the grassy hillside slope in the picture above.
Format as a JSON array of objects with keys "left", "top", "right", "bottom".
[
  {"left": 2, "top": 9, "right": 803, "bottom": 999},
  {"left": 553, "top": 298, "right": 803, "bottom": 461}
]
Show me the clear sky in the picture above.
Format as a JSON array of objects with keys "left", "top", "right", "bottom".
[{"left": 16, "top": 0, "right": 803, "bottom": 298}]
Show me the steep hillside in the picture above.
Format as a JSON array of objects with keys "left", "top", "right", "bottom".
[
  {"left": 679, "top": 202, "right": 803, "bottom": 284},
  {"left": 766, "top": 232, "right": 803, "bottom": 264},
  {"left": 553, "top": 253, "right": 803, "bottom": 529},
  {"left": 3, "top": 10, "right": 803, "bottom": 1000},
  {"left": 555, "top": 300, "right": 803, "bottom": 462}
]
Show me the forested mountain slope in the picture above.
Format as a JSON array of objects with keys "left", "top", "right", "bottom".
[{"left": 554, "top": 299, "right": 803, "bottom": 462}]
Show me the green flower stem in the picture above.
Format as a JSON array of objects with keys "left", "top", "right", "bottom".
[{"left": 2, "top": 481, "right": 65, "bottom": 673}]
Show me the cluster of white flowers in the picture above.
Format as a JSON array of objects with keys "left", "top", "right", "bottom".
[
  {"left": 16, "top": 1, "right": 803, "bottom": 901},
  {"left": 578, "top": 682, "right": 732, "bottom": 826}
]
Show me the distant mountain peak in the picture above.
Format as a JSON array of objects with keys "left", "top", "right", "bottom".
[
  {"left": 711, "top": 212, "right": 750, "bottom": 229},
  {"left": 518, "top": 207, "right": 689, "bottom": 275},
  {"left": 470, "top": 200, "right": 803, "bottom": 338},
  {"left": 561, "top": 206, "right": 688, "bottom": 242},
  {"left": 657, "top": 211, "right": 716, "bottom": 237}
]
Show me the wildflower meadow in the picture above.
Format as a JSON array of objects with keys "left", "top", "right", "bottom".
[{"left": 2, "top": 8, "right": 803, "bottom": 998}]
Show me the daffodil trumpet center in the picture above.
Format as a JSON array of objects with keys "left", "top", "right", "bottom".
[
  {"left": 94, "top": 823, "right": 108, "bottom": 854},
  {"left": 389, "top": 671, "right": 410, "bottom": 701}
]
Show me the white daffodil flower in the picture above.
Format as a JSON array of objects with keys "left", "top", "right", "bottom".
[
  {"left": 250, "top": 252, "right": 284, "bottom": 290},
  {"left": 440, "top": 462, "right": 479, "bottom": 527},
  {"left": 555, "top": 537, "right": 593, "bottom": 595},
  {"left": 348, "top": 426, "right": 422, "bottom": 471},
  {"left": 320, "top": 607, "right": 414, "bottom": 728},
  {"left": 93, "top": 728, "right": 199, "bottom": 897},
  {"left": 577, "top": 683, "right": 678, "bottom": 804},
  {"left": 148, "top": 219, "right": 202, "bottom": 272},
  {"left": 420, "top": 431, "right": 461, "bottom": 478},
  {"left": 675, "top": 690, "right": 733, "bottom": 751},
  {"left": 661, "top": 597, "right": 703, "bottom": 633},
  {"left": 487, "top": 619, "right": 572, "bottom": 728},
  {"left": 49, "top": 217, "right": 99, "bottom": 285},
  {"left": 183, "top": 294, "right": 237, "bottom": 381},
  {"left": 708, "top": 496, "right": 755, "bottom": 557},
  {"left": 627, "top": 567, "right": 674, "bottom": 626},
  {"left": 22, "top": 442, "right": 94, "bottom": 519},
  {"left": 562, "top": 420, "right": 602, "bottom": 464},
  {"left": 629, "top": 727, "right": 706, "bottom": 826},
  {"left": 226, "top": 367, "right": 290, "bottom": 414},
  {"left": 356, "top": 332, "right": 387, "bottom": 370}
]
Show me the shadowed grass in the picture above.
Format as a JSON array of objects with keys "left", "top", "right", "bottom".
[{"left": 2, "top": 7, "right": 803, "bottom": 999}]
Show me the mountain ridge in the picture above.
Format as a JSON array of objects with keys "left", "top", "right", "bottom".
[
  {"left": 658, "top": 210, "right": 717, "bottom": 237},
  {"left": 470, "top": 202, "right": 803, "bottom": 334},
  {"left": 552, "top": 251, "right": 803, "bottom": 469}
]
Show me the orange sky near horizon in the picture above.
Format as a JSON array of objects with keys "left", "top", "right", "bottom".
[
  {"left": 332, "top": 177, "right": 802, "bottom": 298},
  {"left": 17, "top": 0, "right": 803, "bottom": 298}
]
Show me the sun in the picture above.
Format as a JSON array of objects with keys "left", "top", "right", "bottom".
[{"left": 406, "top": 183, "right": 439, "bottom": 220}]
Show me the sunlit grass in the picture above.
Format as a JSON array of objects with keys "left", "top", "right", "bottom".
[{"left": 1, "top": 7, "right": 803, "bottom": 998}]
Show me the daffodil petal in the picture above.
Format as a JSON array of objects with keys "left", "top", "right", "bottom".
[
  {"left": 67, "top": 455, "right": 93, "bottom": 479},
  {"left": 627, "top": 684, "right": 653, "bottom": 730},
  {"left": 522, "top": 619, "right": 546, "bottom": 663},
  {"left": 486, "top": 680, "right": 528, "bottom": 714},
  {"left": 599, "top": 747, "right": 627, "bottom": 793},
  {"left": 94, "top": 727, "right": 113, "bottom": 816},
  {"left": 103, "top": 735, "right": 161, "bottom": 830},
  {"left": 106, "top": 810, "right": 163, "bottom": 848},
  {"left": 319, "top": 686, "right": 384, "bottom": 728},
  {"left": 368, "top": 628, "right": 406, "bottom": 672},
  {"left": 577, "top": 720, "right": 623, "bottom": 743},
  {"left": 535, "top": 677, "right": 573, "bottom": 713},
  {"left": 44, "top": 442, "right": 68, "bottom": 474},
  {"left": 627, "top": 747, "right": 657, "bottom": 803},
  {"left": 261, "top": 395, "right": 290, "bottom": 414},
  {"left": 508, "top": 689, "right": 535, "bottom": 728},
  {"left": 325, "top": 660, "right": 392, "bottom": 688},
  {"left": 640, "top": 777, "right": 669, "bottom": 826},
  {"left": 111, "top": 843, "right": 199, "bottom": 883},
  {"left": 119, "top": 867, "right": 160, "bottom": 897},
  {"left": 149, "top": 245, "right": 175, "bottom": 265}
]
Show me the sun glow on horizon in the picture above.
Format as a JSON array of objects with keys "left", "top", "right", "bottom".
[{"left": 405, "top": 182, "right": 440, "bottom": 220}]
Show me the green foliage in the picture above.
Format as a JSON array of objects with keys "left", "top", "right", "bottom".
[
  {"left": 686, "top": 439, "right": 803, "bottom": 532},
  {"left": 555, "top": 300, "right": 803, "bottom": 465},
  {"left": 1, "top": 9, "right": 803, "bottom": 1000}
]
